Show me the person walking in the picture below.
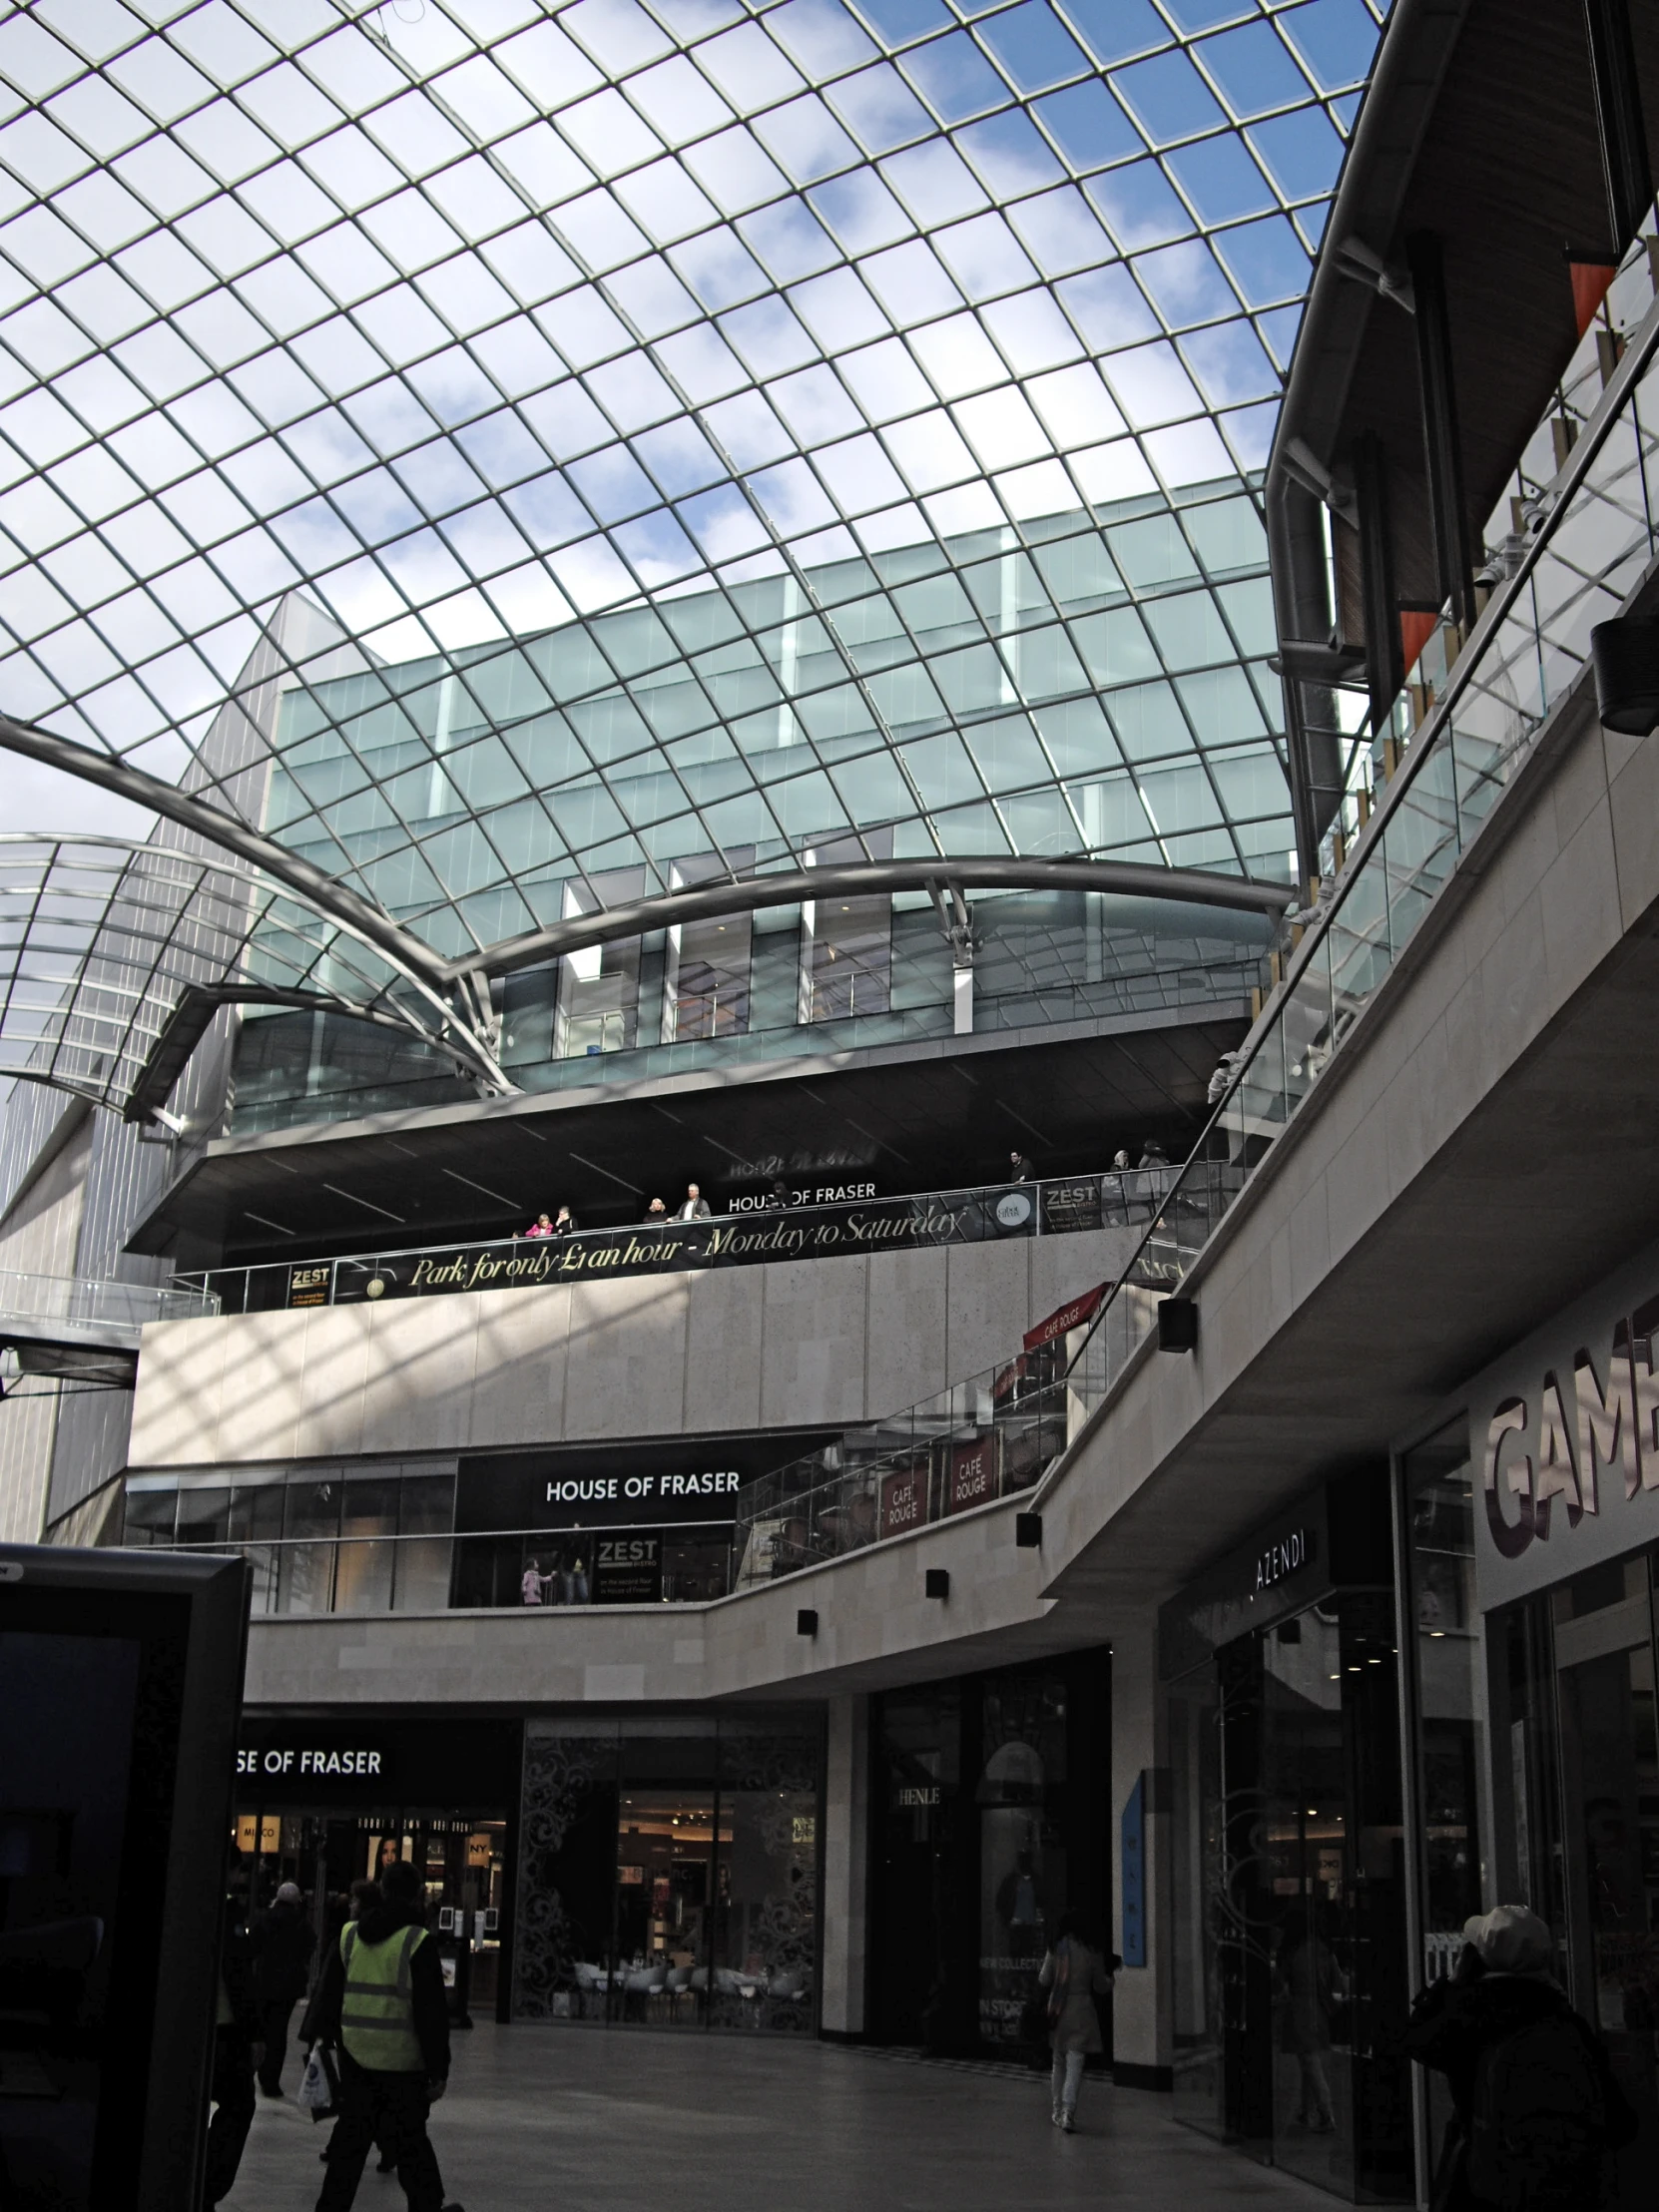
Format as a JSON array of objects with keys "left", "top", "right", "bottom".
[
  {"left": 302, "top": 1860, "right": 462, "bottom": 2212},
  {"left": 520, "top": 1557, "right": 545, "bottom": 1606},
  {"left": 674, "top": 1183, "right": 711, "bottom": 1221},
  {"left": 255, "top": 1881, "right": 315, "bottom": 2098},
  {"left": 1038, "top": 1910, "right": 1113, "bottom": 2133},
  {"left": 1400, "top": 1905, "right": 1634, "bottom": 2212}
]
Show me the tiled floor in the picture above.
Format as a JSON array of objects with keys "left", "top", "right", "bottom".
[{"left": 224, "top": 2025, "right": 1338, "bottom": 2211}]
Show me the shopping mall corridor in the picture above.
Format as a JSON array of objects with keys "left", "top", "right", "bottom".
[{"left": 226, "top": 2024, "right": 1335, "bottom": 2211}]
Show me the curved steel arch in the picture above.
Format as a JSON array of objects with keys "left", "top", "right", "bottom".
[
  {"left": 452, "top": 855, "right": 1293, "bottom": 984},
  {"left": 0, "top": 831, "right": 511, "bottom": 1121},
  {"left": 0, "top": 715, "right": 455, "bottom": 997}
]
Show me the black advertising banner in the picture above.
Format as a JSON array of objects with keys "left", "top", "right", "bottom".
[
  {"left": 591, "top": 1530, "right": 663, "bottom": 1604},
  {"left": 301, "top": 1186, "right": 1040, "bottom": 1309},
  {"left": 1038, "top": 1178, "right": 1103, "bottom": 1234}
]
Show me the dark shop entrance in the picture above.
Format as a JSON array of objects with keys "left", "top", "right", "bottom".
[
  {"left": 868, "top": 1647, "right": 1111, "bottom": 2057},
  {"left": 234, "top": 1713, "right": 521, "bottom": 2024}
]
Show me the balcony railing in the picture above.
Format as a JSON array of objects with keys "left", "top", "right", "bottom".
[
  {"left": 174, "top": 1163, "right": 1190, "bottom": 1316},
  {"left": 0, "top": 1269, "right": 219, "bottom": 1338},
  {"left": 734, "top": 256, "right": 1659, "bottom": 1587}
]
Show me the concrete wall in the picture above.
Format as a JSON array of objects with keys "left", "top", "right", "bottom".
[
  {"left": 820, "top": 1693, "right": 869, "bottom": 2037},
  {"left": 131, "top": 1226, "right": 1133, "bottom": 1467},
  {"left": 0, "top": 1107, "right": 93, "bottom": 1542}
]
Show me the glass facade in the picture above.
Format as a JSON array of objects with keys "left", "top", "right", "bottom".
[
  {"left": 0, "top": 0, "right": 1390, "bottom": 1127},
  {"left": 122, "top": 1451, "right": 744, "bottom": 1612},
  {"left": 513, "top": 1712, "right": 822, "bottom": 2031},
  {"left": 868, "top": 1647, "right": 1109, "bottom": 2054},
  {"left": 1164, "top": 1484, "right": 1411, "bottom": 2201},
  {"left": 1483, "top": 1554, "right": 1659, "bottom": 2202}
]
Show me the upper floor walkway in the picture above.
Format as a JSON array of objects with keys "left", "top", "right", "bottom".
[{"left": 234, "top": 253, "right": 1659, "bottom": 1709}]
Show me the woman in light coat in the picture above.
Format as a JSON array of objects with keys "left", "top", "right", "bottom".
[{"left": 1038, "top": 1910, "right": 1113, "bottom": 2132}]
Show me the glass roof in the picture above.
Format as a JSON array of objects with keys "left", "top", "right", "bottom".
[
  {"left": 0, "top": 830, "right": 503, "bottom": 1114},
  {"left": 0, "top": 0, "right": 1387, "bottom": 966}
]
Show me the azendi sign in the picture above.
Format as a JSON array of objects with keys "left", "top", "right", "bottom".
[{"left": 1472, "top": 1238, "right": 1659, "bottom": 1604}]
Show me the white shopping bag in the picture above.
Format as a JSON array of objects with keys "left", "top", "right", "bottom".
[{"left": 296, "top": 2043, "right": 338, "bottom": 2118}]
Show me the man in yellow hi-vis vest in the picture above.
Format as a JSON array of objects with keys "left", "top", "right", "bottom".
[{"left": 300, "top": 1860, "right": 460, "bottom": 2212}]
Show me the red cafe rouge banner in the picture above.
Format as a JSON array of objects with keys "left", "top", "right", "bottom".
[
  {"left": 946, "top": 1434, "right": 999, "bottom": 1514},
  {"left": 880, "top": 1462, "right": 929, "bottom": 1537},
  {"left": 1023, "top": 1283, "right": 1107, "bottom": 1354}
]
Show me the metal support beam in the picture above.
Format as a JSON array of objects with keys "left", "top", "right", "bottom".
[
  {"left": 0, "top": 714, "right": 454, "bottom": 996},
  {"left": 448, "top": 855, "right": 1294, "bottom": 987},
  {"left": 1582, "top": 0, "right": 1653, "bottom": 252},
  {"left": 1352, "top": 432, "right": 1404, "bottom": 733},
  {"left": 1268, "top": 480, "right": 1347, "bottom": 886},
  {"left": 1406, "top": 232, "right": 1476, "bottom": 630}
]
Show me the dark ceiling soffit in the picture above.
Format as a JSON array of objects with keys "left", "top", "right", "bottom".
[
  {"left": 448, "top": 857, "right": 1294, "bottom": 985},
  {"left": 123, "top": 984, "right": 426, "bottom": 1128},
  {"left": 0, "top": 713, "right": 453, "bottom": 995},
  {"left": 1266, "top": 0, "right": 1475, "bottom": 504}
]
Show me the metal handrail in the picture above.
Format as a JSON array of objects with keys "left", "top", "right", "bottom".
[
  {"left": 1045, "top": 269, "right": 1659, "bottom": 1443},
  {"left": 0, "top": 1269, "right": 219, "bottom": 1331},
  {"left": 170, "top": 1161, "right": 1181, "bottom": 1310},
  {"left": 727, "top": 269, "right": 1659, "bottom": 1582}
]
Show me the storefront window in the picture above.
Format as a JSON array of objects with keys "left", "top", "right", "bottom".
[
  {"left": 514, "top": 1712, "right": 822, "bottom": 2033},
  {"left": 978, "top": 1671, "right": 1067, "bottom": 2049},
  {"left": 869, "top": 1652, "right": 1108, "bottom": 2057},
  {"left": 1164, "top": 1586, "right": 1410, "bottom": 2200},
  {"left": 1504, "top": 1555, "right": 1659, "bottom": 2180},
  {"left": 871, "top": 1680, "right": 963, "bottom": 2047},
  {"left": 1398, "top": 1421, "right": 1492, "bottom": 2189},
  {"left": 1168, "top": 1658, "right": 1223, "bottom": 2136},
  {"left": 1402, "top": 1423, "right": 1491, "bottom": 1958}
]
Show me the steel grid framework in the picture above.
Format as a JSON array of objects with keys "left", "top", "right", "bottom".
[
  {"left": 0, "top": 831, "right": 508, "bottom": 1115},
  {"left": 0, "top": 0, "right": 1383, "bottom": 997}
]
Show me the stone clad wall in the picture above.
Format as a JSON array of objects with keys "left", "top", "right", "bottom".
[{"left": 131, "top": 1225, "right": 1134, "bottom": 1467}]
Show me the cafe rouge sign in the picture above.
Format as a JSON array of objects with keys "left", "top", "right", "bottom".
[{"left": 1473, "top": 1233, "right": 1659, "bottom": 1605}]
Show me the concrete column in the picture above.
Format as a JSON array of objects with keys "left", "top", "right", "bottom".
[
  {"left": 819, "top": 1692, "right": 869, "bottom": 2037},
  {"left": 1110, "top": 1612, "right": 1171, "bottom": 2089}
]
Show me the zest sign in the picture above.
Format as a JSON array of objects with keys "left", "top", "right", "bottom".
[{"left": 1483, "top": 1294, "right": 1659, "bottom": 1558}]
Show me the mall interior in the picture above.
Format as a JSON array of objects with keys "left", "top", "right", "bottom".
[{"left": 5, "top": 0, "right": 1659, "bottom": 2199}]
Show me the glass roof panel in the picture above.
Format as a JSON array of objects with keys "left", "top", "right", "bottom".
[{"left": 0, "top": 0, "right": 1389, "bottom": 968}]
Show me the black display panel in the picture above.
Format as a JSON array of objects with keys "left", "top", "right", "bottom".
[{"left": 0, "top": 1548, "right": 248, "bottom": 2212}]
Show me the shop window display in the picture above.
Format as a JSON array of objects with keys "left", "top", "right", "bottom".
[
  {"left": 1398, "top": 1420, "right": 1495, "bottom": 2182},
  {"left": 869, "top": 1650, "right": 1108, "bottom": 2058},
  {"left": 1489, "top": 1554, "right": 1659, "bottom": 2199},
  {"left": 1165, "top": 1585, "right": 1411, "bottom": 2199},
  {"left": 513, "top": 1712, "right": 821, "bottom": 2032}
]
